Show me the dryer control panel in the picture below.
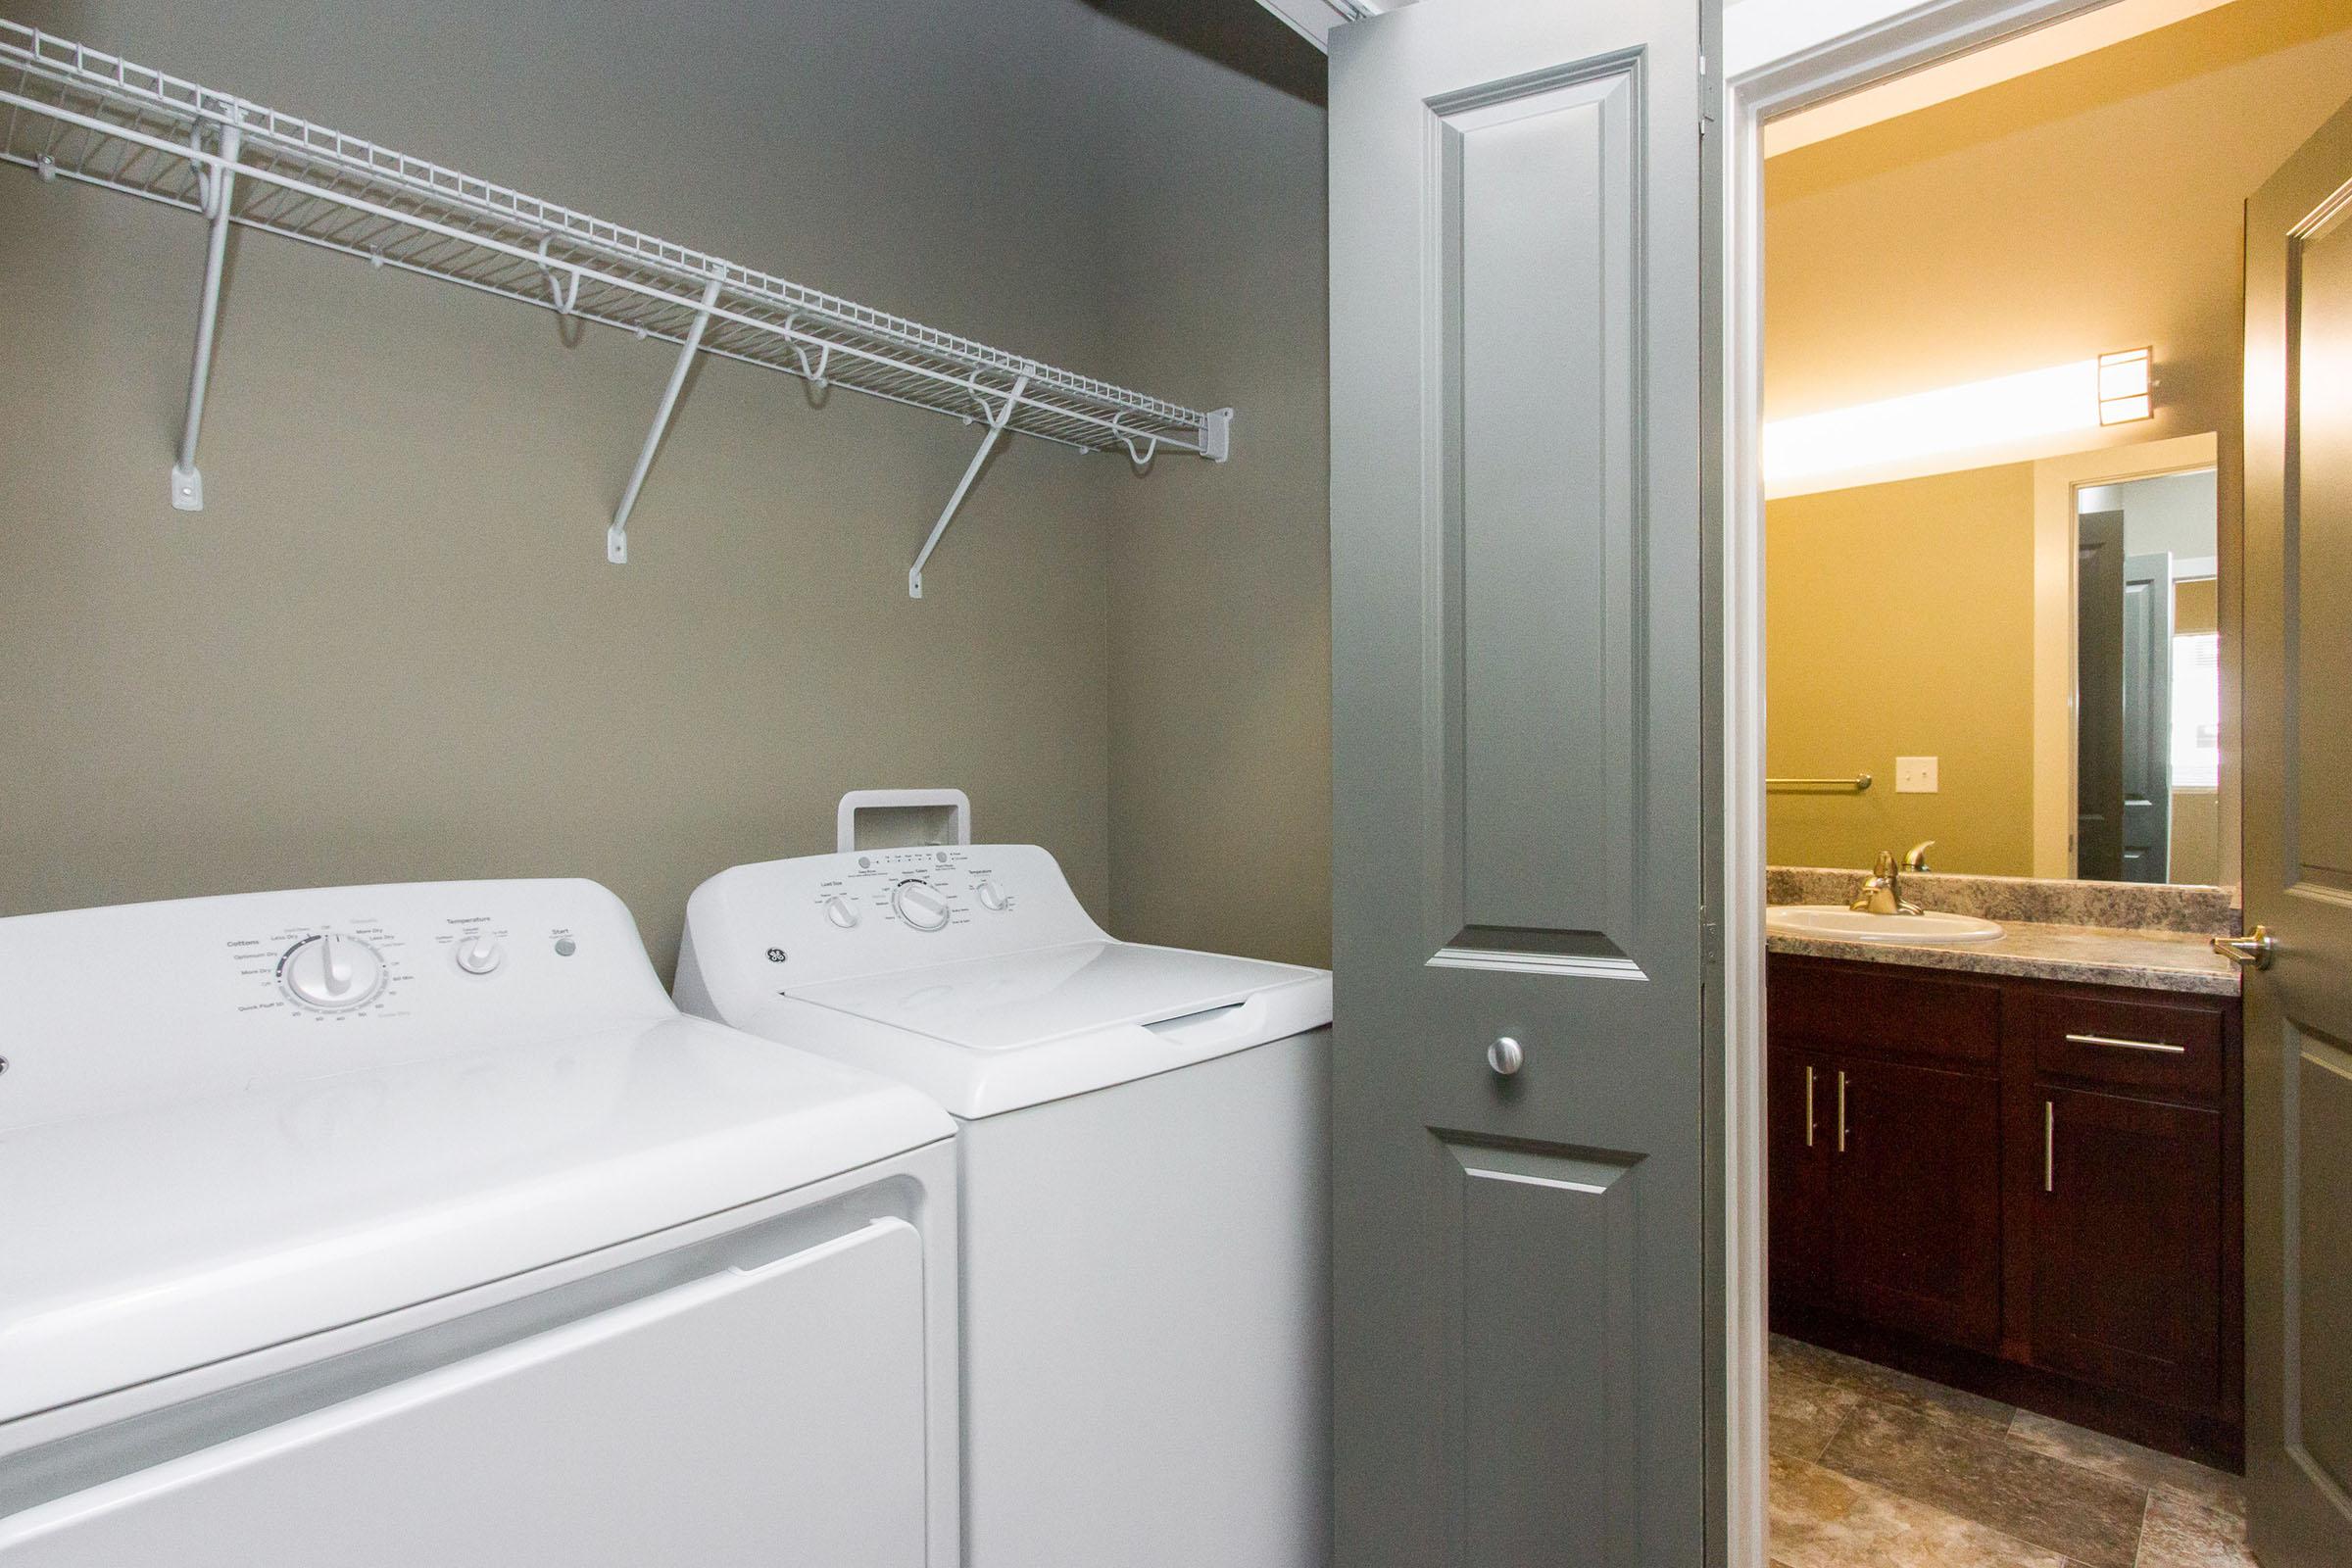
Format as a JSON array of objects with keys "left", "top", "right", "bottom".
[
  {"left": 0, "top": 880, "right": 674, "bottom": 1131},
  {"left": 677, "top": 845, "right": 1111, "bottom": 1017}
]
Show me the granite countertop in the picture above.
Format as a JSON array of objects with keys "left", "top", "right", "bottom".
[{"left": 1766, "top": 917, "right": 2240, "bottom": 996}]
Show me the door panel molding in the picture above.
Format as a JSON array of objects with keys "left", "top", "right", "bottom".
[
  {"left": 1443, "top": 1134, "right": 1643, "bottom": 1568},
  {"left": 1421, "top": 50, "right": 1651, "bottom": 974},
  {"left": 2283, "top": 1024, "right": 2352, "bottom": 1511},
  {"left": 2284, "top": 195, "right": 2352, "bottom": 894},
  {"left": 1428, "top": 940, "right": 1649, "bottom": 981}
]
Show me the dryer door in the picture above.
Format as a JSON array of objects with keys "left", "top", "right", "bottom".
[{"left": 0, "top": 1218, "right": 930, "bottom": 1568}]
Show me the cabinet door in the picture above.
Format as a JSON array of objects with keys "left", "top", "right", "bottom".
[
  {"left": 1830, "top": 1058, "right": 2003, "bottom": 1348},
  {"left": 1769, "top": 1044, "right": 1835, "bottom": 1307},
  {"left": 2033, "top": 1085, "right": 2224, "bottom": 1406}
]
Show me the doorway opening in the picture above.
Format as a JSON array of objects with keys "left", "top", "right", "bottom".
[{"left": 1729, "top": 2, "right": 2350, "bottom": 1564}]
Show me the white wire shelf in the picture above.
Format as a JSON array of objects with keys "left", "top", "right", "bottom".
[{"left": 0, "top": 18, "right": 1232, "bottom": 592}]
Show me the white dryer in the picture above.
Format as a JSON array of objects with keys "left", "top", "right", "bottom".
[
  {"left": 0, "top": 879, "right": 958, "bottom": 1567},
  {"left": 675, "top": 845, "right": 1332, "bottom": 1568}
]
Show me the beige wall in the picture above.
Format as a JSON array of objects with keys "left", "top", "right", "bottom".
[
  {"left": 0, "top": 0, "right": 1208, "bottom": 972},
  {"left": 1766, "top": 0, "right": 2352, "bottom": 453},
  {"left": 1767, "top": 466, "right": 2039, "bottom": 874},
  {"left": 1096, "top": 19, "right": 1333, "bottom": 969},
  {"left": 2173, "top": 790, "right": 2223, "bottom": 886}
]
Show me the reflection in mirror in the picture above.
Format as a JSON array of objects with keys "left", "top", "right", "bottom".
[
  {"left": 2074, "top": 468, "right": 2219, "bottom": 885},
  {"left": 1764, "top": 451, "right": 2228, "bottom": 886}
]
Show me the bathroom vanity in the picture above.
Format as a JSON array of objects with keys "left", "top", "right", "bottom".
[{"left": 1766, "top": 870, "right": 2244, "bottom": 1467}]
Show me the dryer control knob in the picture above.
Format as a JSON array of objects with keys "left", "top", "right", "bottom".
[
  {"left": 455, "top": 934, "right": 505, "bottom": 975},
  {"left": 281, "top": 932, "right": 387, "bottom": 1010},
  {"left": 974, "top": 880, "right": 1007, "bottom": 911},
  {"left": 891, "top": 880, "right": 952, "bottom": 932},
  {"left": 824, "top": 896, "right": 858, "bottom": 929}
]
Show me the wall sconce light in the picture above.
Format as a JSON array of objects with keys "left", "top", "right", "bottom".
[
  {"left": 1763, "top": 346, "right": 2162, "bottom": 495},
  {"left": 2098, "top": 347, "right": 2154, "bottom": 425}
]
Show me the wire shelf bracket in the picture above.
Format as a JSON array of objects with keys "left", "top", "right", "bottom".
[
  {"left": 0, "top": 19, "right": 1235, "bottom": 586},
  {"left": 608, "top": 271, "right": 722, "bottom": 565},
  {"left": 910, "top": 365, "right": 1031, "bottom": 599},
  {"left": 169, "top": 119, "right": 239, "bottom": 512}
]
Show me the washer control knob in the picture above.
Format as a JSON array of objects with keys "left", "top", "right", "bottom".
[
  {"left": 824, "top": 896, "right": 859, "bottom": 930},
  {"left": 282, "top": 932, "right": 387, "bottom": 1010},
  {"left": 974, "top": 880, "right": 1007, "bottom": 911},
  {"left": 455, "top": 934, "right": 505, "bottom": 975},
  {"left": 891, "top": 879, "right": 952, "bottom": 932}
]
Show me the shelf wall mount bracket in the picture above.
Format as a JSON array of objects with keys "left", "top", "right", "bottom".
[
  {"left": 607, "top": 271, "right": 725, "bottom": 564},
  {"left": 170, "top": 117, "right": 242, "bottom": 513},
  {"left": 908, "top": 365, "right": 1034, "bottom": 599},
  {"left": 1201, "top": 407, "right": 1233, "bottom": 464}
]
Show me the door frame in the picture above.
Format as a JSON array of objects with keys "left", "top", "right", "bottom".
[{"left": 1717, "top": 4, "right": 2148, "bottom": 1563}]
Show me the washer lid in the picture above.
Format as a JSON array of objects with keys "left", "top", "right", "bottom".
[
  {"left": 776, "top": 940, "right": 1333, "bottom": 1118},
  {"left": 0, "top": 1014, "right": 952, "bottom": 1428}
]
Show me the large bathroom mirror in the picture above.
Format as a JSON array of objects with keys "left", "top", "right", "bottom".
[{"left": 1764, "top": 438, "right": 2231, "bottom": 887}]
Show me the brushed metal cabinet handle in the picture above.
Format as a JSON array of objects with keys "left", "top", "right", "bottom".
[
  {"left": 1488, "top": 1036, "right": 1524, "bottom": 1077},
  {"left": 2066, "top": 1032, "right": 2186, "bottom": 1055},
  {"left": 2043, "top": 1101, "right": 2055, "bottom": 1193},
  {"left": 1837, "top": 1070, "right": 1848, "bottom": 1153},
  {"left": 1804, "top": 1064, "right": 1817, "bottom": 1150}
]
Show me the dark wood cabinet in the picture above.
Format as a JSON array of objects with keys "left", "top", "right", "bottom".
[
  {"left": 2034, "top": 1085, "right": 2225, "bottom": 1405},
  {"left": 1833, "top": 1058, "right": 2003, "bottom": 1349},
  {"left": 1768, "top": 1044, "right": 1835, "bottom": 1300},
  {"left": 1769, "top": 954, "right": 2241, "bottom": 1467}
]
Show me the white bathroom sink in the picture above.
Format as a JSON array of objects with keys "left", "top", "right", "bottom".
[{"left": 1767, "top": 905, "right": 2004, "bottom": 945}]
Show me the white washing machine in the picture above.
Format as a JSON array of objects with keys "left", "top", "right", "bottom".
[
  {"left": 0, "top": 879, "right": 958, "bottom": 1567},
  {"left": 674, "top": 844, "right": 1332, "bottom": 1568}
]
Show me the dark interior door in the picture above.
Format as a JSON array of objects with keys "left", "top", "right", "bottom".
[
  {"left": 2078, "top": 510, "right": 2127, "bottom": 879},
  {"left": 2120, "top": 551, "right": 2175, "bottom": 883},
  {"left": 1328, "top": 0, "right": 1720, "bottom": 1563},
  {"left": 2241, "top": 89, "right": 2352, "bottom": 1568}
]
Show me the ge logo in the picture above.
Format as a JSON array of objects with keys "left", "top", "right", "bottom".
[{"left": 765, "top": 948, "right": 788, "bottom": 963}]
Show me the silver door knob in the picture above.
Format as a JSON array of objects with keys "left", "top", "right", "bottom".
[
  {"left": 2212, "top": 925, "right": 2276, "bottom": 970},
  {"left": 1487, "top": 1036, "right": 1524, "bottom": 1077}
]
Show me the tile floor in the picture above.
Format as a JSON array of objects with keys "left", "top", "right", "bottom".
[{"left": 1769, "top": 1335, "right": 2256, "bottom": 1568}]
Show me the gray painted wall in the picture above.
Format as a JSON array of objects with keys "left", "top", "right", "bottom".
[
  {"left": 0, "top": 0, "right": 1330, "bottom": 973},
  {"left": 1097, "top": 16, "right": 1334, "bottom": 969}
]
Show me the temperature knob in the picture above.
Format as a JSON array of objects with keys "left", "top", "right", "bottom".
[
  {"left": 891, "top": 879, "right": 952, "bottom": 932},
  {"left": 281, "top": 932, "right": 387, "bottom": 1010},
  {"left": 454, "top": 934, "right": 505, "bottom": 975},
  {"left": 974, "top": 880, "right": 1008, "bottom": 911}
]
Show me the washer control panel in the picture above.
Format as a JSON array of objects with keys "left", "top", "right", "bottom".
[
  {"left": 819, "top": 847, "right": 1026, "bottom": 941},
  {"left": 682, "top": 844, "right": 1112, "bottom": 1004}
]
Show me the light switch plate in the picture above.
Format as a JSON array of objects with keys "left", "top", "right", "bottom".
[{"left": 1896, "top": 756, "right": 1939, "bottom": 793}]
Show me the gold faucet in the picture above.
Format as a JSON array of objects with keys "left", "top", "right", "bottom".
[{"left": 1850, "top": 849, "right": 1924, "bottom": 916}]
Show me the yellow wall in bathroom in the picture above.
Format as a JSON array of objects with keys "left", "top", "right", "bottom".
[{"left": 1768, "top": 465, "right": 2038, "bottom": 874}]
